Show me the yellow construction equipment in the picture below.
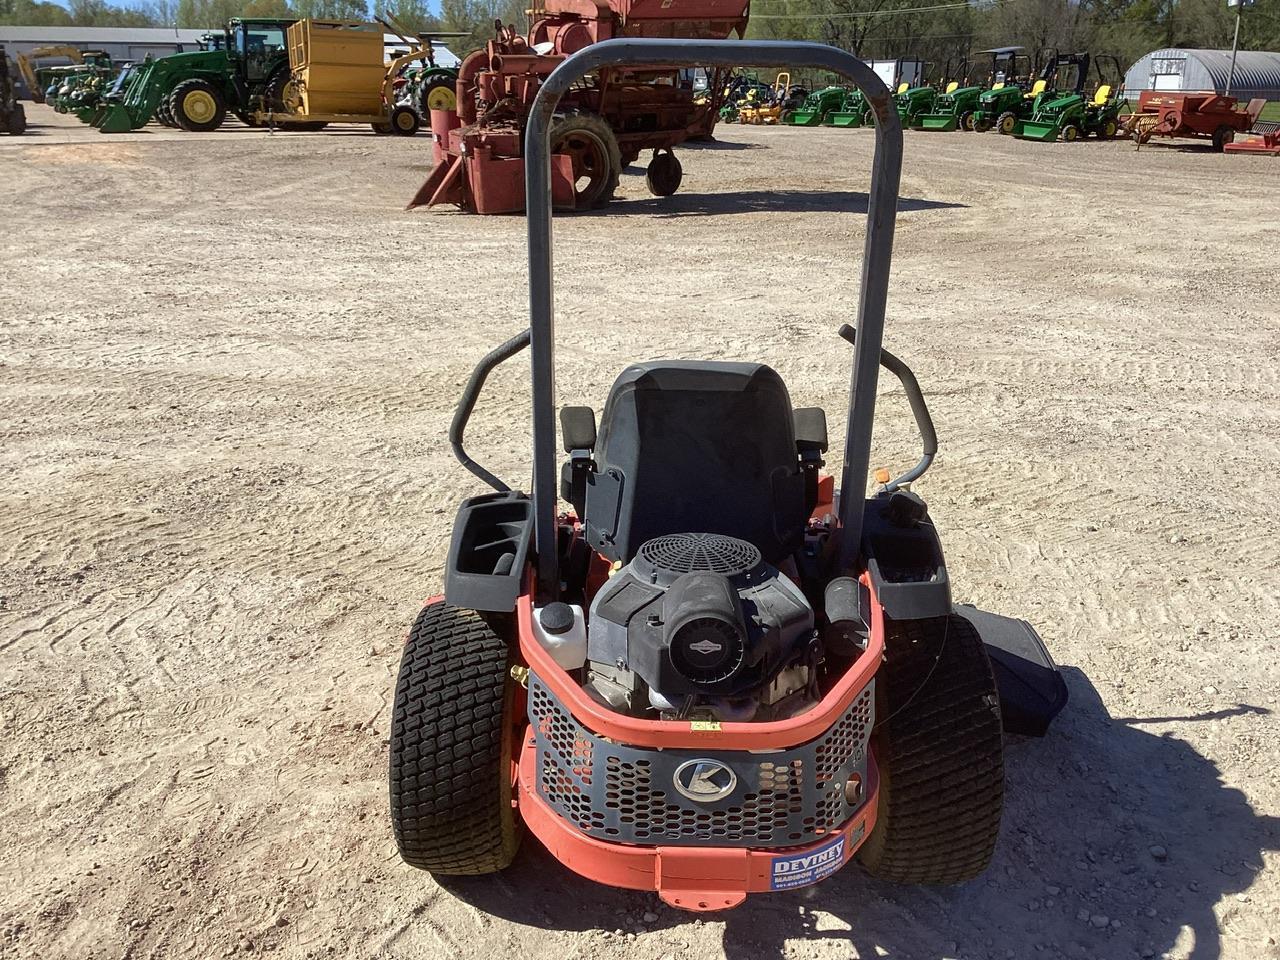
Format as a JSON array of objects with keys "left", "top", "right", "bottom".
[{"left": 255, "top": 19, "right": 432, "bottom": 134}]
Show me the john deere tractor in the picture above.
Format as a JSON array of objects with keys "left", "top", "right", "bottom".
[
  {"left": 93, "top": 18, "right": 308, "bottom": 133},
  {"left": 824, "top": 87, "right": 871, "bottom": 127},
  {"left": 974, "top": 51, "right": 1075, "bottom": 134},
  {"left": 782, "top": 85, "right": 847, "bottom": 126},
  {"left": 918, "top": 48, "right": 1024, "bottom": 132},
  {"left": 1014, "top": 53, "right": 1125, "bottom": 142},
  {"left": 894, "top": 75, "right": 938, "bottom": 127}
]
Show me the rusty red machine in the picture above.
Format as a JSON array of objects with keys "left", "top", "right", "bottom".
[
  {"left": 1124, "top": 91, "right": 1266, "bottom": 151},
  {"left": 409, "top": 0, "right": 749, "bottom": 214}
]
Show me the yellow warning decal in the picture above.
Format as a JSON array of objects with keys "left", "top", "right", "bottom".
[{"left": 690, "top": 720, "right": 722, "bottom": 731}]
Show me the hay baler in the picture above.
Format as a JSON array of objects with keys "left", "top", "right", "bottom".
[
  {"left": 1126, "top": 91, "right": 1266, "bottom": 151},
  {"left": 408, "top": 0, "right": 748, "bottom": 215}
]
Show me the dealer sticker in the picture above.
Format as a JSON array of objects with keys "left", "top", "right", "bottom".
[{"left": 769, "top": 826, "right": 860, "bottom": 890}]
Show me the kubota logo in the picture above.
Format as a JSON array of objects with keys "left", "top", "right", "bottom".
[{"left": 673, "top": 759, "right": 737, "bottom": 802}]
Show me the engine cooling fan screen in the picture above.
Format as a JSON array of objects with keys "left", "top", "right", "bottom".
[{"left": 636, "top": 533, "right": 762, "bottom": 578}]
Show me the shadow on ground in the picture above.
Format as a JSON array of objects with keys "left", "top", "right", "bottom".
[
  {"left": 608, "top": 190, "right": 965, "bottom": 216},
  {"left": 438, "top": 667, "right": 1277, "bottom": 959},
  {"left": 679, "top": 137, "right": 766, "bottom": 152}
]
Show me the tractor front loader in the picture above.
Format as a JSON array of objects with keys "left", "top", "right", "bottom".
[
  {"left": 824, "top": 87, "right": 870, "bottom": 127},
  {"left": 1013, "top": 53, "right": 1091, "bottom": 141},
  {"left": 782, "top": 84, "right": 846, "bottom": 126},
  {"left": 918, "top": 49, "right": 1023, "bottom": 132},
  {"left": 93, "top": 18, "right": 300, "bottom": 133},
  {"left": 894, "top": 74, "right": 938, "bottom": 128}
]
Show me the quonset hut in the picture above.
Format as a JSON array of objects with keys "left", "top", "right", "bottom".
[{"left": 1123, "top": 47, "right": 1280, "bottom": 101}]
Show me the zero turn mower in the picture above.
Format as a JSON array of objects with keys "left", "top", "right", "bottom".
[{"left": 389, "top": 38, "right": 1067, "bottom": 911}]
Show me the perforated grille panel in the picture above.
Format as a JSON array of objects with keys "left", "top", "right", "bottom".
[
  {"left": 635, "top": 533, "right": 762, "bottom": 577},
  {"left": 530, "top": 675, "right": 874, "bottom": 847}
]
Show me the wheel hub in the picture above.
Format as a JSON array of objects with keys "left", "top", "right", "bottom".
[{"left": 184, "top": 90, "right": 216, "bottom": 124}]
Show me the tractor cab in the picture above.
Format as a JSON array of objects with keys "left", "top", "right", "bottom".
[{"left": 225, "top": 18, "right": 293, "bottom": 88}]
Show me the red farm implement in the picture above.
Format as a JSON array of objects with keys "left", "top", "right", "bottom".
[
  {"left": 1123, "top": 90, "right": 1265, "bottom": 151},
  {"left": 1224, "top": 118, "right": 1280, "bottom": 156},
  {"left": 408, "top": 0, "right": 749, "bottom": 214}
]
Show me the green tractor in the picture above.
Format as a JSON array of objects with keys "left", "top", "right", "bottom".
[
  {"left": 894, "top": 71, "right": 939, "bottom": 128},
  {"left": 824, "top": 87, "right": 871, "bottom": 127},
  {"left": 49, "top": 58, "right": 119, "bottom": 117},
  {"left": 782, "top": 85, "right": 847, "bottom": 126},
  {"left": 973, "top": 50, "right": 1071, "bottom": 134},
  {"left": 917, "top": 48, "right": 1024, "bottom": 132},
  {"left": 375, "top": 18, "right": 463, "bottom": 116},
  {"left": 1013, "top": 54, "right": 1124, "bottom": 142},
  {"left": 93, "top": 18, "right": 305, "bottom": 133}
]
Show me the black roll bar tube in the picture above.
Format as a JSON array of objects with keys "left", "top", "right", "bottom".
[
  {"left": 525, "top": 39, "right": 904, "bottom": 599},
  {"left": 449, "top": 328, "right": 532, "bottom": 492},
  {"left": 837, "top": 323, "right": 936, "bottom": 491}
]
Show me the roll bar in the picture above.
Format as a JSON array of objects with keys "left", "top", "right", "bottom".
[{"left": 525, "top": 39, "right": 904, "bottom": 599}]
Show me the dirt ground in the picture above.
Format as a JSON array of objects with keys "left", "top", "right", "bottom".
[{"left": 1, "top": 106, "right": 1278, "bottom": 960}]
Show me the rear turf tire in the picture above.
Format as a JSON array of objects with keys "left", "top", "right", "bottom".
[
  {"left": 859, "top": 614, "right": 1004, "bottom": 884},
  {"left": 389, "top": 602, "right": 520, "bottom": 875}
]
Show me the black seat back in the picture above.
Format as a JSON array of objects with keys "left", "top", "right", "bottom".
[{"left": 584, "top": 361, "right": 807, "bottom": 564}]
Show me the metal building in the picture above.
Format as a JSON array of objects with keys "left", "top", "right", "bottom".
[
  {"left": 1123, "top": 47, "right": 1280, "bottom": 101},
  {"left": 0, "top": 26, "right": 208, "bottom": 97}
]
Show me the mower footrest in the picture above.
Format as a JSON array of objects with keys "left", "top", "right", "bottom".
[{"left": 954, "top": 604, "right": 1068, "bottom": 736}]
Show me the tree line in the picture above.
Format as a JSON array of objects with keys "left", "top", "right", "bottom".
[{"left": 2, "top": 0, "right": 1277, "bottom": 76}]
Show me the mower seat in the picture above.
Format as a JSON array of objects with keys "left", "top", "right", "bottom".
[
  {"left": 582, "top": 361, "right": 809, "bottom": 565},
  {"left": 1093, "top": 84, "right": 1111, "bottom": 105},
  {"left": 897, "top": 82, "right": 909, "bottom": 94},
  {"left": 1027, "top": 79, "right": 1046, "bottom": 98},
  {"left": 992, "top": 82, "right": 1005, "bottom": 90},
  {"left": 945, "top": 81, "right": 959, "bottom": 94}
]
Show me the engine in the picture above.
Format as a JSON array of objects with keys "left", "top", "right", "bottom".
[{"left": 584, "top": 533, "right": 817, "bottom": 722}]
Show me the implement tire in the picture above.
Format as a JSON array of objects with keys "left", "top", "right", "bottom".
[
  {"left": 551, "top": 111, "right": 621, "bottom": 209},
  {"left": 389, "top": 602, "right": 520, "bottom": 875},
  {"left": 858, "top": 615, "right": 1004, "bottom": 884},
  {"left": 170, "top": 79, "right": 226, "bottom": 132}
]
